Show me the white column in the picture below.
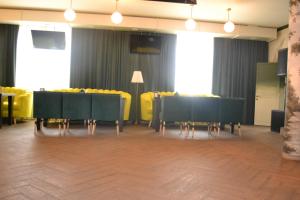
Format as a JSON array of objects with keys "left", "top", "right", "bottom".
[{"left": 282, "top": 0, "right": 300, "bottom": 160}]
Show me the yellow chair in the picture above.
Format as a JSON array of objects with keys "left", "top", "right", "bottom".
[
  {"left": 140, "top": 92, "right": 154, "bottom": 121},
  {"left": 1, "top": 87, "right": 33, "bottom": 120}
]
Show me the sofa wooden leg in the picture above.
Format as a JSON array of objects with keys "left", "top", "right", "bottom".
[
  {"left": 116, "top": 120, "right": 119, "bottom": 136},
  {"left": 92, "top": 120, "right": 96, "bottom": 135},
  {"left": 192, "top": 122, "right": 195, "bottom": 138},
  {"left": 34, "top": 120, "right": 37, "bottom": 135},
  {"left": 230, "top": 123, "right": 235, "bottom": 134},
  {"left": 159, "top": 120, "right": 163, "bottom": 135},
  {"left": 148, "top": 120, "right": 152, "bottom": 128},
  {"left": 184, "top": 122, "right": 189, "bottom": 138},
  {"left": 179, "top": 123, "right": 183, "bottom": 135},
  {"left": 214, "top": 122, "right": 218, "bottom": 136},
  {"left": 67, "top": 120, "right": 70, "bottom": 132},
  {"left": 58, "top": 122, "right": 61, "bottom": 136},
  {"left": 162, "top": 121, "right": 166, "bottom": 136},
  {"left": 87, "top": 120, "right": 90, "bottom": 135},
  {"left": 63, "top": 119, "right": 67, "bottom": 136}
]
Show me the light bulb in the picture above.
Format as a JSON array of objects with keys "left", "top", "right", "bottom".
[
  {"left": 111, "top": 11, "right": 123, "bottom": 24},
  {"left": 185, "top": 18, "right": 196, "bottom": 30},
  {"left": 224, "top": 20, "right": 235, "bottom": 33},
  {"left": 64, "top": 8, "right": 76, "bottom": 21}
]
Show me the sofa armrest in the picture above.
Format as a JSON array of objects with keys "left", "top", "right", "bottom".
[{"left": 16, "top": 92, "right": 33, "bottom": 118}]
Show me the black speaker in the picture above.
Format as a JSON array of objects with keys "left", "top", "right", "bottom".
[
  {"left": 277, "top": 48, "right": 287, "bottom": 76},
  {"left": 271, "top": 110, "right": 285, "bottom": 132}
]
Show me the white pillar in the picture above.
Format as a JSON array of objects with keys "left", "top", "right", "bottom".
[{"left": 282, "top": 0, "right": 300, "bottom": 160}]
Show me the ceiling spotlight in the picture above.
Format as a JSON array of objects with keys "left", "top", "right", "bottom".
[
  {"left": 185, "top": 5, "right": 196, "bottom": 30},
  {"left": 64, "top": 0, "right": 76, "bottom": 21},
  {"left": 224, "top": 8, "right": 235, "bottom": 33},
  {"left": 111, "top": 0, "right": 123, "bottom": 24}
]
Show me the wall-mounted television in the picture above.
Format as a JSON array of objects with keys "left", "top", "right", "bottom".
[
  {"left": 130, "top": 34, "right": 161, "bottom": 54},
  {"left": 277, "top": 48, "right": 287, "bottom": 76},
  {"left": 31, "top": 30, "right": 66, "bottom": 50},
  {"left": 146, "top": 0, "right": 197, "bottom": 4}
]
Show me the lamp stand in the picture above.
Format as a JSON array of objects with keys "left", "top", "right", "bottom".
[
  {"left": 131, "top": 70, "right": 143, "bottom": 124},
  {"left": 135, "top": 83, "right": 139, "bottom": 124}
]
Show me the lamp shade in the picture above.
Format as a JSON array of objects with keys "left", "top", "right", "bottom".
[
  {"left": 224, "top": 20, "right": 235, "bottom": 33},
  {"left": 111, "top": 11, "right": 123, "bottom": 24},
  {"left": 131, "top": 71, "right": 144, "bottom": 83},
  {"left": 185, "top": 18, "right": 196, "bottom": 30},
  {"left": 64, "top": 8, "right": 76, "bottom": 21}
]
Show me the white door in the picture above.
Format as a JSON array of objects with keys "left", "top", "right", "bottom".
[{"left": 254, "top": 63, "right": 280, "bottom": 126}]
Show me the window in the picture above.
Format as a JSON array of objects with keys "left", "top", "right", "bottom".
[
  {"left": 16, "top": 23, "right": 71, "bottom": 91},
  {"left": 175, "top": 32, "right": 214, "bottom": 95}
]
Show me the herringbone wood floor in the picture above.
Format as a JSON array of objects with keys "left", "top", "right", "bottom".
[{"left": 0, "top": 122, "right": 300, "bottom": 200}]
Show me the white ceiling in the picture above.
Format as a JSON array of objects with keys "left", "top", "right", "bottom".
[{"left": 0, "top": 0, "right": 289, "bottom": 28}]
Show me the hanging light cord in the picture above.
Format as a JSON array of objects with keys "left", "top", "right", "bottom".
[
  {"left": 190, "top": 5, "right": 193, "bottom": 19},
  {"left": 70, "top": 0, "right": 73, "bottom": 8},
  {"left": 115, "top": 0, "right": 119, "bottom": 11},
  {"left": 227, "top": 8, "right": 231, "bottom": 21}
]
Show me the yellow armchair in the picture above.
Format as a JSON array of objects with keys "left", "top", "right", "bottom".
[
  {"left": 140, "top": 92, "right": 154, "bottom": 121},
  {"left": 1, "top": 87, "right": 33, "bottom": 120}
]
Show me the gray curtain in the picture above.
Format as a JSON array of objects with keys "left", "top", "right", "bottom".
[
  {"left": 70, "top": 28, "right": 177, "bottom": 120},
  {"left": 70, "top": 28, "right": 176, "bottom": 92},
  {"left": 0, "top": 24, "right": 19, "bottom": 86},
  {"left": 212, "top": 38, "right": 268, "bottom": 124}
]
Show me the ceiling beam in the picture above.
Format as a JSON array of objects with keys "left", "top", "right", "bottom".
[{"left": 0, "top": 8, "right": 277, "bottom": 41}]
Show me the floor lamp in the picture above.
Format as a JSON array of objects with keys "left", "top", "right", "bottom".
[{"left": 131, "top": 71, "right": 144, "bottom": 124}]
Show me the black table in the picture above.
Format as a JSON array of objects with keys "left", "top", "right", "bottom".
[{"left": 0, "top": 93, "right": 15, "bottom": 128}]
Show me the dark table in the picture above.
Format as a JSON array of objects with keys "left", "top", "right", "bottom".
[{"left": 0, "top": 93, "right": 15, "bottom": 128}]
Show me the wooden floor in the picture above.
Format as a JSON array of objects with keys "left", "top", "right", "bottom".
[{"left": 0, "top": 122, "right": 300, "bottom": 200}]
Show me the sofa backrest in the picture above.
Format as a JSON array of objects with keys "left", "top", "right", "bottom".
[
  {"left": 191, "top": 97, "right": 220, "bottom": 122},
  {"left": 33, "top": 91, "right": 62, "bottom": 119},
  {"left": 91, "top": 94, "right": 122, "bottom": 121},
  {"left": 62, "top": 93, "right": 92, "bottom": 120},
  {"left": 160, "top": 96, "right": 192, "bottom": 122}
]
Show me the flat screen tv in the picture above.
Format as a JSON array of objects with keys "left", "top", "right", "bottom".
[
  {"left": 146, "top": 0, "right": 197, "bottom": 4},
  {"left": 130, "top": 34, "right": 161, "bottom": 54},
  {"left": 31, "top": 30, "right": 66, "bottom": 50},
  {"left": 277, "top": 48, "right": 288, "bottom": 76}
]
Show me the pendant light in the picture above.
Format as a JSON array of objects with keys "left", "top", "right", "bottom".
[
  {"left": 64, "top": 0, "right": 76, "bottom": 21},
  {"left": 185, "top": 5, "right": 196, "bottom": 31},
  {"left": 111, "top": 0, "right": 123, "bottom": 24},
  {"left": 224, "top": 8, "right": 235, "bottom": 33}
]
